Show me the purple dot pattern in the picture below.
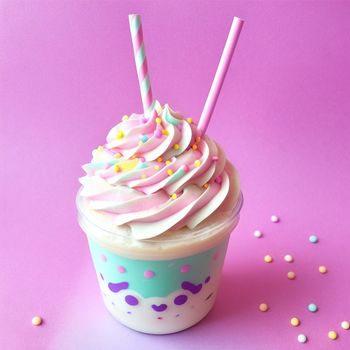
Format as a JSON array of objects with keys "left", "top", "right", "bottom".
[
  {"left": 152, "top": 304, "right": 168, "bottom": 312},
  {"left": 174, "top": 294, "right": 188, "bottom": 305},
  {"left": 180, "top": 264, "right": 191, "bottom": 273},
  {"left": 108, "top": 281, "right": 129, "bottom": 293},
  {"left": 205, "top": 276, "right": 210, "bottom": 284},
  {"left": 125, "top": 295, "right": 139, "bottom": 306},
  {"left": 181, "top": 281, "right": 202, "bottom": 294}
]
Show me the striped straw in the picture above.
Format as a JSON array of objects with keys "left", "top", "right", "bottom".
[
  {"left": 197, "top": 17, "right": 244, "bottom": 136},
  {"left": 129, "top": 14, "right": 154, "bottom": 116}
]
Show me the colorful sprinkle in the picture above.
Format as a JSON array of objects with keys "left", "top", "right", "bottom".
[
  {"left": 141, "top": 116, "right": 148, "bottom": 123},
  {"left": 171, "top": 193, "right": 177, "bottom": 200},
  {"left": 187, "top": 117, "right": 193, "bottom": 124},
  {"left": 144, "top": 270, "right": 155, "bottom": 279},
  {"left": 139, "top": 134, "right": 149, "bottom": 143},
  {"left": 264, "top": 255, "right": 273, "bottom": 263},
  {"left": 154, "top": 165, "right": 160, "bottom": 170},
  {"left": 309, "top": 235, "right": 318, "bottom": 243},
  {"left": 194, "top": 160, "right": 201, "bottom": 167},
  {"left": 97, "top": 145, "right": 104, "bottom": 152},
  {"left": 181, "top": 164, "right": 190, "bottom": 172},
  {"left": 152, "top": 304, "right": 167, "bottom": 312},
  {"left": 174, "top": 295, "right": 188, "bottom": 306},
  {"left": 297, "top": 334, "right": 308, "bottom": 343},
  {"left": 290, "top": 317, "right": 300, "bottom": 327},
  {"left": 32, "top": 316, "right": 42, "bottom": 326},
  {"left": 270, "top": 215, "right": 279, "bottom": 223},
  {"left": 195, "top": 136, "right": 201, "bottom": 143},
  {"left": 328, "top": 331, "right": 338, "bottom": 340},
  {"left": 287, "top": 271, "right": 296, "bottom": 280},
  {"left": 254, "top": 230, "right": 263, "bottom": 238},
  {"left": 173, "top": 143, "right": 180, "bottom": 150},
  {"left": 167, "top": 169, "right": 173, "bottom": 176},
  {"left": 318, "top": 265, "right": 327, "bottom": 274},
  {"left": 116, "top": 130, "right": 124, "bottom": 139},
  {"left": 125, "top": 295, "right": 139, "bottom": 306},
  {"left": 114, "top": 165, "right": 121, "bottom": 172},
  {"left": 122, "top": 115, "right": 129, "bottom": 121},
  {"left": 165, "top": 160, "right": 171, "bottom": 165},
  {"left": 162, "top": 129, "right": 169, "bottom": 136},
  {"left": 157, "top": 157, "right": 163, "bottom": 162},
  {"left": 117, "top": 266, "right": 126, "bottom": 273},
  {"left": 341, "top": 321, "right": 350, "bottom": 330},
  {"left": 203, "top": 183, "right": 209, "bottom": 189},
  {"left": 192, "top": 144, "right": 198, "bottom": 150},
  {"left": 155, "top": 117, "right": 162, "bottom": 124},
  {"left": 180, "top": 265, "right": 191, "bottom": 273},
  {"left": 212, "top": 156, "right": 219, "bottom": 161},
  {"left": 308, "top": 303, "right": 318, "bottom": 312},
  {"left": 284, "top": 254, "right": 294, "bottom": 263},
  {"left": 115, "top": 152, "right": 122, "bottom": 158},
  {"left": 259, "top": 303, "right": 269, "bottom": 312},
  {"left": 154, "top": 128, "right": 163, "bottom": 138},
  {"left": 205, "top": 276, "right": 211, "bottom": 283}
]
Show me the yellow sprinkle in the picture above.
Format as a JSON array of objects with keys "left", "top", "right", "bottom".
[
  {"left": 157, "top": 157, "right": 163, "bottom": 163},
  {"left": 290, "top": 317, "right": 300, "bottom": 327},
  {"left": 187, "top": 117, "right": 193, "bottom": 124},
  {"left": 287, "top": 271, "right": 296, "bottom": 280},
  {"left": 192, "top": 144, "right": 198, "bottom": 150},
  {"left": 154, "top": 165, "right": 160, "bottom": 170},
  {"left": 194, "top": 160, "right": 201, "bottom": 167},
  {"left": 171, "top": 193, "right": 177, "bottom": 200},
  {"left": 162, "top": 129, "right": 169, "bottom": 136},
  {"left": 122, "top": 115, "right": 129, "bottom": 121},
  {"left": 195, "top": 136, "right": 201, "bottom": 143},
  {"left": 203, "top": 183, "right": 209, "bottom": 189},
  {"left": 114, "top": 165, "right": 121, "bottom": 173},
  {"left": 173, "top": 144, "right": 180, "bottom": 150},
  {"left": 97, "top": 145, "right": 104, "bottom": 152},
  {"left": 141, "top": 173, "right": 147, "bottom": 179},
  {"left": 32, "top": 316, "right": 42, "bottom": 326},
  {"left": 155, "top": 117, "right": 162, "bottom": 124},
  {"left": 167, "top": 169, "right": 173, "bottom": 176},
  {"left": 264, "top": 255, "right": 273, "bottom": 263},
  {"left": 116, "top": 130, "right": 124, "bottom": 139},
  {"left": 115, "top": 153, "right": 121, "bottom": 158},
  {"left": 165, "top": 160, "right": 171, "bottom": 165},
  {"left": 319, "top": 265, "right": 327, "bottom": 274},
  {"left": 341, "top": 321, "right": 350, "bottom": 330},
  {"left": 259, "top": 303, "right": 269, "bottom": 312},
  {"left": 328, "top": 331, "right": 338, "bottom": 340}
]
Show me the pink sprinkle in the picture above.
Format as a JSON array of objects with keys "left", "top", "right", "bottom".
[
  {"left": 141, "top": 116, "right": 148, "bottom": 124},
  {"left": 181, "top": 164, "right": 190, "bottom": 172},
  {"left": 139, "top": 157, "right": 145, "bottom": 163},
  {"left": 212, "top": 156, "right": 219, "bottom": 161},
  {"left": 144, "top": 270, "right": 155, "bottom": 279},
  {"left": 180, "top": 264, "right": 191, "bottom": 273},
  {"left": 154, "top": 128, "right": 162, "bottom": 138},
  {"left": 100, "top": 254, "right": 107, "bottom": 262},
  {"left": 117, "top": 265, "right": 126, "bottom": 273},
  {"left": 215, "top": 176, "right": 222, "bottom": 184}
]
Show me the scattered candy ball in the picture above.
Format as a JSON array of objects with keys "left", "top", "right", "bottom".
[
  {"left": 116, "top": 130, "right": 124, "bottom": 139},
  {"left": 194, "top": 160, "right": 201, "bottom": 167},
  {"left": 259, "top": 303, "right": 269, "bottom": 312},
  {"left": 284, "top": 254, "right": 294, "bottom": 263},
  {"left": 318, "top": 265, "right": 327, "bottom": 274},
  {"left": 308, "top": 303, "right": 318, "bottom": 313},
  {"left": 167, "top": 169, "right": 173, "bottom": 176},
  {"left": 97, "top": 145, "right": 104, "bottom": 152},
  {"left": 328, "top": 331, "right": 338, "bottom": 340},
  {"left": 173, "top": 143, "right": 180, "bottom": 150},
  {"left": 297, "top": 334, "right": 308, "bottom": 343},
  {"left": 287, "top": 271, "right": 296, "bottom": 280},
  {"left": 187, "top": 117, "right": 193, "bottom": 124},
  {"left": 309, "top": 235, "right": 318, "bottom": 243},
  {"left": 264, "top": 255, "right": 273, "bottom": 263},
  {"left": 171, "top": 193, "right": 177, "bottom": 200},
  {"left": 341, "top": 321, "right": 350, "bottom": 330},
  {"left": 290, "top": 317, "right": 300, "bottom": 327},
  {"left": 254, "top": 230, "right": 263, "bottom": 238},
  {"left": 270, "top": 215, "right": 279, "bottom": 223},
  {"left": 31, "top": 316, "right": 42, "bottom": 326},
  {"left": 122, "top": 115, "right": 129, "bottom": 121},
  {"left": 192, "top": 144, "right": 198, "bottom": 150}
]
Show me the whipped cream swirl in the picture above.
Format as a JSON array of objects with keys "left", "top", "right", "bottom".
[{"left": 79, "top": 102, "right": 232, "bottom": 239}]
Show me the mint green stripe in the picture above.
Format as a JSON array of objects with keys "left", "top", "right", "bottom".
[
  {"left": 141, "top": 75, "right": 151, "bottom": 96},
  {"left": 135, "top": 44, "right": 145, "bottom": 67},
  {"left": 130, "top": 15, "right": 141, "bottom": 36}
]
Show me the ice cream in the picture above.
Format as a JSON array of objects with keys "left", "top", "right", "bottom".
[{"left": 79, "top": 101, "right": 238, "bottom": 240}]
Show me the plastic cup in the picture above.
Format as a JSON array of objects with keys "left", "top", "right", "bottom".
[{"left": 76, "top": 168, "right": 243, "bottom": 334}]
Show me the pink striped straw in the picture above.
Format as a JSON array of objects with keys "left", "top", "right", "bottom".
[
  {"left": 197, "top": 17, "right": 244, "bottom": 136},
  {"left": 128, "top": 14, "right": 154, "bottom": 116}
]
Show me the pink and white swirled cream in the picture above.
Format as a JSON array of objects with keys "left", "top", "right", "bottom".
[{"left": 79, "top": 102, "right": 235, "bottom": 239}]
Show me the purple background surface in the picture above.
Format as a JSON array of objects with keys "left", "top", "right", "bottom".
[{"left": 1, "top": 1, "right": 350, "bottom": 349}]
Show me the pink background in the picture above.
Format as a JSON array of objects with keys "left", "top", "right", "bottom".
[{"left": 1, "top": 1, "right": 350, "bottom": 349}]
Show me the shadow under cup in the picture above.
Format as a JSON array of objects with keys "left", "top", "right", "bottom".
[{"left": 76, "top": 191, "right": 243, "bottom": 334}]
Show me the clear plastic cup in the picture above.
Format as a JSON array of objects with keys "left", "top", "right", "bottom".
[{"left": 76, "top": 175, "right": 243, "bottom": 334}]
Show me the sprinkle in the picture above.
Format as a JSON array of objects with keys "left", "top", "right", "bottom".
[
  {"left": 195, "top": 136, "right": 201, "bottom": 143},
  {"left": 192, "top": 144, "right": 198, "bottom": 150},
  {"left": 155, "top": 117, "right": 162, "bottom": 124},
  {"left": 309, "top": 235, "right": 318, "bottom": 243},
  {"left": 154, "top": 165, "right": 160, "bottom": 170},
  {"left": 141, "top": 116, "right": 148, "bottom": 123},
  {"left": 167, "top": 169, "right": 173, "bottom": 176},
  {"left": 114, "top": 165, "right": 121, "bottom": 172},
  {"left": 139, "top": 157, "right": 145, "bottom": 163},
  {"left": 139, "top": 134, "right": 149, "bottom": 143},
  {"left": 115, "top": 153, "right": 122, "bottom": 158},
  {"left": 341, "top": 321, "right": 350, "bottom": 330},
  {"left": 116, "top": 130, "right": 124, "bottom": 139},
  {"left": 144, "top": 270, "right": 155, "bottom": 279},
  {"left": 97, "top": 145, "right": 104, "bottom": 152},
  {"left": 122, "top": 115, "right": 129, "bottom": 121},
  {"left": 259, "top": 303, "right": 269, "bottom": 312},
  {"left": 181, "top": 164, "right": 190, "bottom": 172},
  {"left": 290, "top": 317, "right": 300, "bottom": 327},
  {"left": 173, "top": 144, "right": 180, "bottom": 150},
  {"left": 162, "top": 129, "right": 169, "bottom": 136},
  {"left": 32, "top": 316, "right": 42, "bottom": 326},
  {"left": 318, "top": 265, "right": 327, "bottom": 274},
  {"left": 165, "top": 160, "right": 171, "bottom": 165},
  {"left": 212, "top": 156, "right": 219, "bottom": 161},
  {"left": 297, "top": 334, "right": 307, "bottom": 343},
  {"left": 215, "top": 176, "right": 222, "bottom": 184},
  {"left": 264, "top": 255, "right": 273, "bottom": 263},
  {"left": 171, "top": 193, "right": 177, "bottom": 200},
  {"left": 270, "top": 215, "right": 279, "bottom": 223},
  {"left": 328, "top": 331, "right": 338, "bottom": 340},
  {"left": 287, "top": 271, "right": 296, "bottom": 280},
  {"left": 284, "top": 254, "right": 294, "bottom": 263},
  {"left": 194, "top": 160, "right": 201, "bottom": 167},
  {"left": 308, "top": 303, "right": 318, "bottom": 313},
  {"left": 154, "top": 128, "right": 163, "bottom": 138},
  {"left": 254, "top": 230, "right": 263, "bottom": 238},
  {"left": 157, "top": 157, "right": 163, "bottom": 162},
  {"left": 203, "top": 183, "right": 209, "bottom": 189},
  {"left": 187, "top": 117, "right": 193, "bottom": 124}
]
